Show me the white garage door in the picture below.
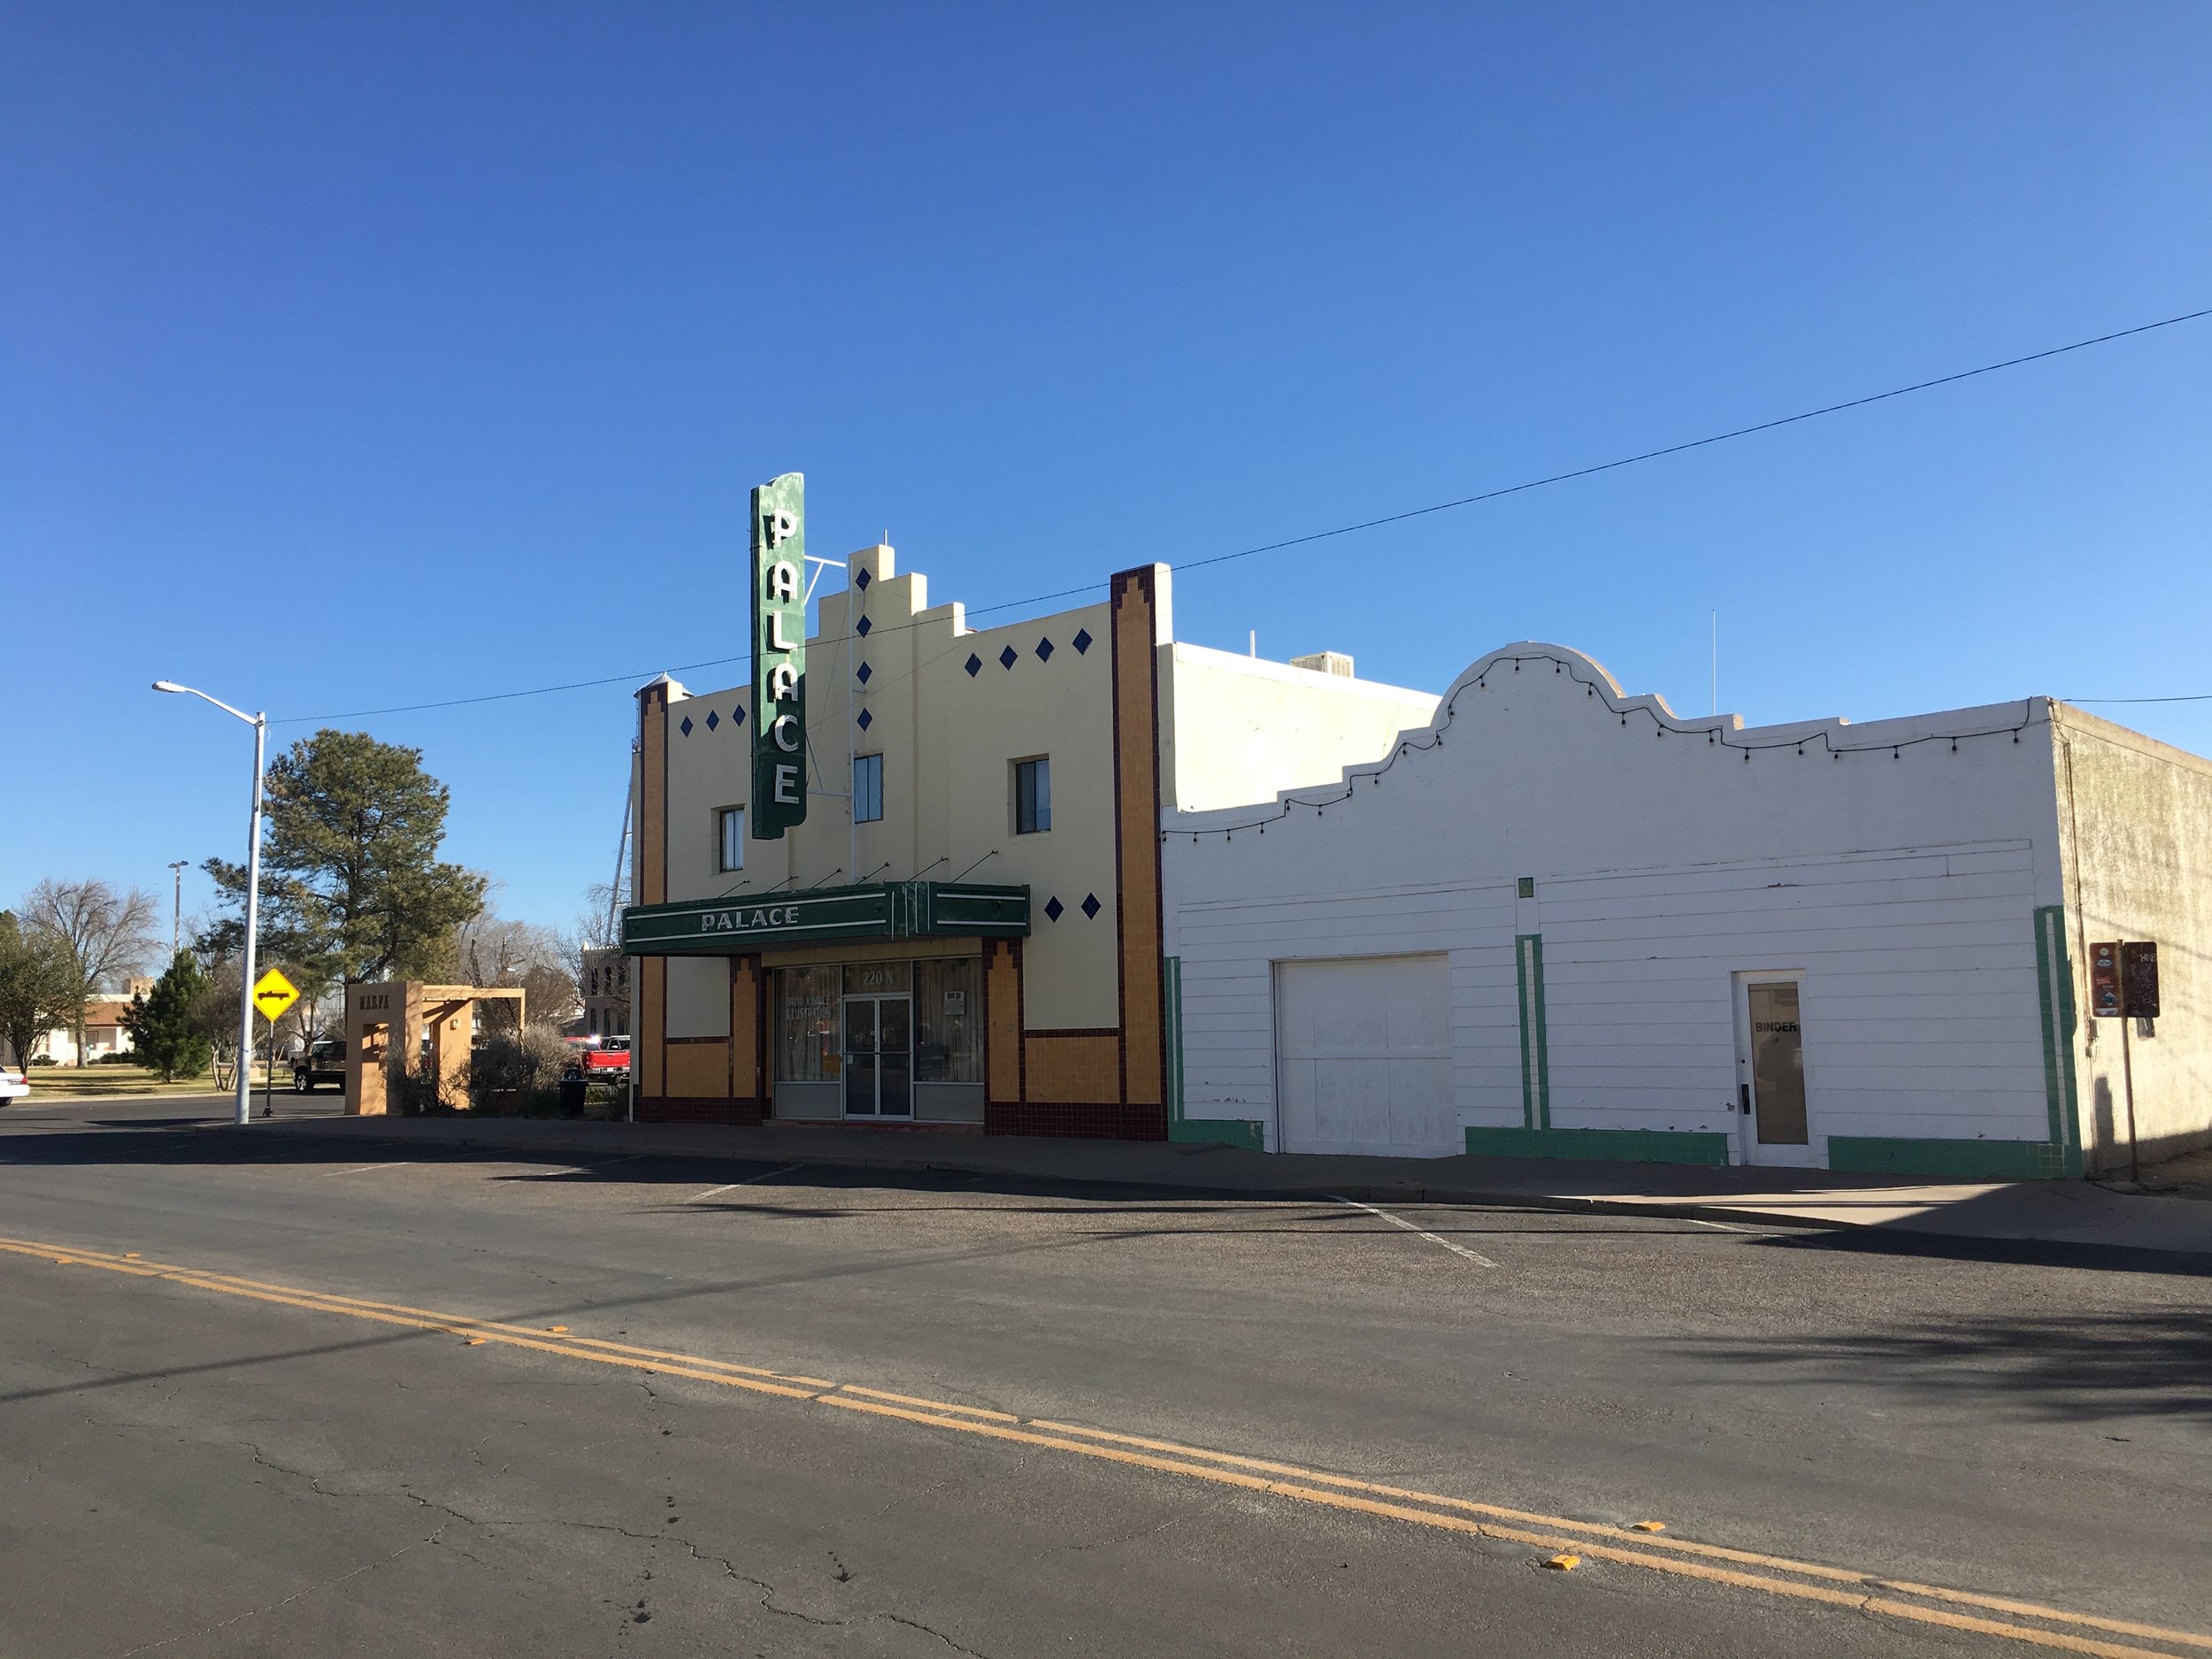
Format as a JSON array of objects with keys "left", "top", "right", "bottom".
[{"left": 1275, "top": 955, "right": 1455, "bottom": 1156}]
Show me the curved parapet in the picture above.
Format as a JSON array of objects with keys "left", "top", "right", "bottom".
[{"left": 1164, "top": 638, "right": 2047, "bottom": 847}]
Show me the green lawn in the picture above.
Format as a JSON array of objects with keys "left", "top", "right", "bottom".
[{"left": 16, "top": 1065, "right": 233, "bottom": 1098}]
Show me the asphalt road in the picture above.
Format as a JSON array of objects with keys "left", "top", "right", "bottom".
[{"left": 2, "top": 1096, "right": 2208, "bottom": 1658}]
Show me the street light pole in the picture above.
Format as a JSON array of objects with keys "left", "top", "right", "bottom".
[
  {"left": 153, "top": 681, "right": 267, "bottom": 1128},
  {"left": 167, "top": 861, "right": 188, "bottom": 959}
]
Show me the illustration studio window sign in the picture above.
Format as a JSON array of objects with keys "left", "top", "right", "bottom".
[{"left": 751, "top": 472, "right": 808, "bottom": 838}]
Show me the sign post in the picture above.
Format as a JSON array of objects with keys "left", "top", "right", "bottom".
[
  {"left": 251, "top": 969, "right": 298, "bottom": 1122},
  {"left": 2092, "top": 941, "right": 2161, "bottom": 1182},
  {"left": 751, "top": 472, "right": 808, "bottom": 840}
]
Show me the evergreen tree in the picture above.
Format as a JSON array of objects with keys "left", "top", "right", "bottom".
[
  {"left": 204, "top": 729, "right": 488, "bottom": 987},
  {"left": 123, "top": 951, "right": 215, "bottom": 1082}
]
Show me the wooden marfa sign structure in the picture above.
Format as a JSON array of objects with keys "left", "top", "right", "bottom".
[{"left": 342, "top": 981, "right": 526, "bottom": 1115}]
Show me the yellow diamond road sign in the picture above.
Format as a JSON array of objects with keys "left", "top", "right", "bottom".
[{"left": 251, "top": 969, "right": 299, "bottom": 1024}]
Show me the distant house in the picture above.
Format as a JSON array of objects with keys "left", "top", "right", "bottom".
[{"left": 35, "top": 978, "right": 156, "bottom": 1064}]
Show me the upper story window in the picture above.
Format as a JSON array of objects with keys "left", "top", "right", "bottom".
[
  {"left": 853, "top": 753, "right": 884, "bottom": 824},
  {"left": 718, "top": 806, "right": 745, "bottom": 872},
  {"left": 1014, "top": 757, "right": 1051, "bottom": 835}
]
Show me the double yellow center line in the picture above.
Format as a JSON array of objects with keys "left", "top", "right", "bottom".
[{"left": 4, "top": 1234, "right": 2202, "bottom": 1659}]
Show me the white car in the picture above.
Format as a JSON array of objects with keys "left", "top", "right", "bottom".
[{"left": 0, "top": 1066, "right": 28, "bottom": 1102}]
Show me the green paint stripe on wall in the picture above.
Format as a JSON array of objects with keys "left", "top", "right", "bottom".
[
  {"left": 1164, "top": 955, "right": 1185, "bottom": 1125},
  {"left": 1170, "top": 1118, "right": 1266, "bottom": 1150},
  {"left": 1515, "top": 934, "right": 1550, "bottom": 1132},
  {"left": 1465, "top": 1127, "right": 1730, "bottom": 1167},
  {"left": 1161, "top": 954, "right": 1263, "bottom": 1149},
  {"left": 1828, "top": 1135, "right": 2076, "bottom": 1180},
  {"left": 2031, "top": 906, "right": 2081, "bottom": 1158}
]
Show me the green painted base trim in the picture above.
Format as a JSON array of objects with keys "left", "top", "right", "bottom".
[
  {"left": 1171, "top": 1118, "right": 1266, "bottom": 1151},
  {"left": 1826, "top": 1136, "right": 2082, "bottom": 1180},
  {"left": 1464, "top": 1127, "right": 1731, "bottom": 1167}
]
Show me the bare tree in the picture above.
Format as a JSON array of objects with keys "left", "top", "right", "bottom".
[
  {"left": 0, "top": 910, "right": 74, "bottom": 1070},
  {"left": 436, "top": 903, "right": 579, "bottom": 1031},
  {"left": 24, "top": 879, "right": 159, "bottom": 1067}
]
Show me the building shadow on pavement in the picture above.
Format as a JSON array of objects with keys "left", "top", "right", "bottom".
[{"left": 1673, "top": 1302, "right": 2212, "bottom": 1425}]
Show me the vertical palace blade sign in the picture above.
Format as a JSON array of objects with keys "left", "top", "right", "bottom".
[{"left": 751, "top": 472, "right": 807, "bottom": 838}]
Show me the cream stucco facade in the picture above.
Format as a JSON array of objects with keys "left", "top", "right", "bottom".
[{"left": 624, "top": 543, "right": 1434, "bottom": 1141}]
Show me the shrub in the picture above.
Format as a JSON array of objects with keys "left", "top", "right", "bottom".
[{"left": 466, "top": 1025, "right": 572, "bottom": 1114}]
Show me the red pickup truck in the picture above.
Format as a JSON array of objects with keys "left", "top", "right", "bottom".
[{"left": 563, "top": 1035, "right": 631, "bottom": 1079}]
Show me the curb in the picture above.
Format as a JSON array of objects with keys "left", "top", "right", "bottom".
[{"left": 233, "top": 1119, "right": 1855, "bottom": 1234}]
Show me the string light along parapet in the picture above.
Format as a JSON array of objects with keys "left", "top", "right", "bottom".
[{"left": 1166, "top": 643, "right": 2043, "bottom": 843}]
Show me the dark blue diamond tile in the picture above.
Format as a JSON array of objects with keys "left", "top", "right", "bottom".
[
  {"left": 999, "top": 645, "right": 1018, "bottom": 670},
  {"left": 1080, "top": 893, "right": 1101, "bottom": 919},
  {"left": 1035, "top": 636, "right": 1054, "bottom": 662},
  {"left": 1072, "top": 628, "right": 1092, "bottom": 655},
  {"left": 732, "top": 704, "right": 746, "bottom": 726},
  {"left": 856, "top": 708, "right": 873, "bottom": 732},
  {"left": 703, "top": 710, "right": 719, "bottom": 731},
  {"left": 679, "top": 715, "right": 694, "bottom": 736},
  {"left": 855, "top": 614, "right": 872, "bottom": 637},
  {"left": 856, "top": 662, "right": 872, "bottom": 684},
  {"left": 964, "top": 653, "right": 982, "bottom": 678},
  {"left": 855, "top": 566, "right": 872, "bottom": 589},
  {"left": 1043, "top": 895, "right": 1064, "bottom": 922}
]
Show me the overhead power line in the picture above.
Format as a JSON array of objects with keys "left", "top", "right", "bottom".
[{"left": 276, "top": 303, "right": 2212, "bottom": 725}]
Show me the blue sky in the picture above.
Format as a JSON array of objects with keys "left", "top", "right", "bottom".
[{"left": 6, "top": 3, "right": 2208, "bottom": 933}]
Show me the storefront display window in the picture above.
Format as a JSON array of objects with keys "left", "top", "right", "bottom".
[
  {"left": 916, "top": 957, "right": 981, "bottom": 1083},
  {"left": 776, "top": 964, "right": 841, "bottom": 1081}
]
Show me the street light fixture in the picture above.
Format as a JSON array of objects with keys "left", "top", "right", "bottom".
[{"left": 152, "top": 681, "right": 266, "bottom": 1128}]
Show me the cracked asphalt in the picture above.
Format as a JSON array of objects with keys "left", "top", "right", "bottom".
[{"left": 2, "top": 1097, "right": 2208, "bottom": 1657}]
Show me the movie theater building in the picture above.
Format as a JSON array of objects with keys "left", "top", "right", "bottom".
[
  {"left": 1163, "top": 644, "right": 2212, "bottom": 1179},
  {"left": 620, "top": 541, "right": 1434, "bottom": 1136}
]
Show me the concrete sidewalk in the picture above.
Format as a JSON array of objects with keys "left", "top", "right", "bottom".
[{"left": 236, "top": 1112, "right": 2212, "bottom": 1260}]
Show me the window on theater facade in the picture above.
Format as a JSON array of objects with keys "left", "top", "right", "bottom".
[
  {"left": 718, "top": 807, "right": 745, "bottom": 872},
  {"left": 1013, "top": 757, "right": 1050, "bottom": 834},
  {"left": 915, "top": 957, "right": 980, "bottom": 1083},
  {"left": 853, "top": 753, "right": 883, "bottom": 824},
  {"left": 775, "top": 964, "right": 840, "bottom": 1081}
]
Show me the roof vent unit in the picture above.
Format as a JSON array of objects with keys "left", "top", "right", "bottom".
[{"left": 1290, "top": 650, "right": 1355, "bottom": 678}]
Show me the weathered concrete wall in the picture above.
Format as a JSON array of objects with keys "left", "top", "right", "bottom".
[
  {"left": 2054, "top": 706, "right": 2212, "bottom": 1172},
  {"left": 1161, "top": 645, "right": 1440, "bottom": 812}
]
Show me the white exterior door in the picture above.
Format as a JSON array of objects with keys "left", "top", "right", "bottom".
[
  {"left": 1274, "top": 955, "right": 1455, "bottom": 1156},
  {"left": 1733, "top": 972, "right": 1816, "bottom": 1167}
]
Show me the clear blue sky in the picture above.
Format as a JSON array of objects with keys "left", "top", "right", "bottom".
[{"left": 7, "top": 3, "right": 2208, "bottom": 933}]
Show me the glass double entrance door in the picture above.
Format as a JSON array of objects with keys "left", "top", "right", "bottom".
[{"left": 842, "top": 996, "right": 912, "bottom": 1118}]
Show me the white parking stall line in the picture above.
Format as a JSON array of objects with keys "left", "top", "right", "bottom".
[
  {"left": 1331, "top": 1196, "right": 1501, "bottom": 1268},
  {"left": 688, "top": 1164, "right": 803, "bottom": 1202},
  {"left": 326, "top": 1164, "right": 410, "bottom": 1177}
]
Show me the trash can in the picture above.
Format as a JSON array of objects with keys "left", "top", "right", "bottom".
[{"left": 557, "top": 1077, "right": 588, "bottom": 1117}]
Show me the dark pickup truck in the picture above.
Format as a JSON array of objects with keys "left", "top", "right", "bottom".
[{"left": 292, "top": 1040, "right": 346, "bottom": 1093}]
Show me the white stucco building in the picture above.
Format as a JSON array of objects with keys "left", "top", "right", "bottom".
[{"left": 1164, "top": 643, "right": 2212, "bottom": 1179}]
